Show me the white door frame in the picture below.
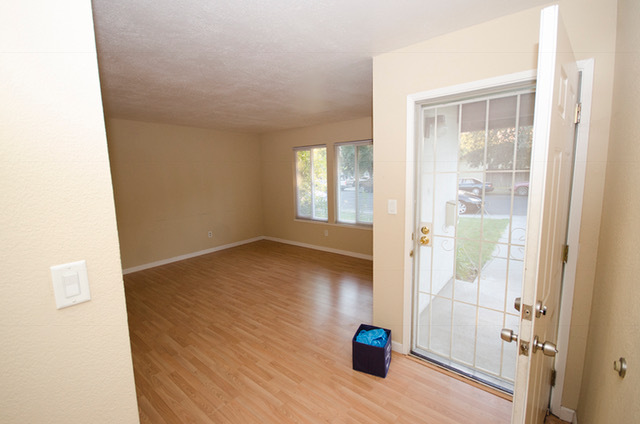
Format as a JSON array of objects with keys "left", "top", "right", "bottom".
[
  {"left": 402, "top": 63, "right": 593, "bottom": 416},
  {"left": 549, "top": 57, "right": 594, "bottom": 423}
]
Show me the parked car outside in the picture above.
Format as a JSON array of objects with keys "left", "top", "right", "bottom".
[
  {"left": 358, "top": 176, "right": 373, "bottom": 193},
  {"left": 513, "top": 181, "right": 529, "bottom": 196},
  {"left": 459, "top": 178, "right": 494, "bottom": 196},
  {"left": 458, "top": 190, "right": 481, "bottom": 215},
  {"left": 340, "top": 177, "right": 355, "bottom": 190}
]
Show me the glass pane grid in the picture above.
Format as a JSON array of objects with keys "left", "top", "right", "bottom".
[{"left": 413, "top": 89, "right": 534, "bottom": 390}]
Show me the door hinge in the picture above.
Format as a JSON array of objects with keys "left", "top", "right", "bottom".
[
  {"left": 550, "top": 369, "right": 557, "bottom": 387},
  {"left": 562, "top": 244, "right": 569, "bottom": 264},
  {"left": 574, "top": 102, "right": 582, "bottom": 124}
]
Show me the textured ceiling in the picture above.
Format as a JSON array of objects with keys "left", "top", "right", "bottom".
[{"left": 92, "top": 0, "right": 547, "bottom": 134}]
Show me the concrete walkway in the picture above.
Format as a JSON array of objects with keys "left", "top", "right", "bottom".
[{"left": 416, "top": 214, "right": 528, "bottom": 386}]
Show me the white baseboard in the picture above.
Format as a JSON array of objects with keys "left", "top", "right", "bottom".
[
  {"left": 263, "top": 237, "right": 373, "bottom": 261},
  {"left": 391, "top": 341, "right": 403, "bottom": 354},
  {"left": 123, "top": 236, "right": 372, "bottom": 274},
  {"left": 122, "top": 237, "right": 263, "bottom": 274},
  {"left": 556, "top": 406, "right": 577, "bottom": 423}
]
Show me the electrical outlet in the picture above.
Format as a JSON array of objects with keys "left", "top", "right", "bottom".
[{"left": 208, "top": 231, "right": 213, "bottom": 238}]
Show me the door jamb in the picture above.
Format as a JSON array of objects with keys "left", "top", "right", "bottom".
[{"left": 549, "top": 58, "right": 594, "bottom": 423}]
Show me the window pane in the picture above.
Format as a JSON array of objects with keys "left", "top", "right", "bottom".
[
  {"left": 337, "top": 145, "right": 356, "bottom": 223},
  {"left": 434, "top": 105, "right": 460, "bottom": 173},
  {"left": 459, "top": 101, "right": 486, "bottom": 171},
  {"left": 487, "top": 96, "right": 517, "bottom": 171},
  {"left": 296, "top": 150, "right": 311, "bottom": 218},
  {"left": 312, "top": 147, "right": 327, "bottom": 220},
  {"left": 356, "top": 144, "right": 373, "bottom": 223},
  {"left": 295, "top": 147, "right": 326, "bottom": 221},
  {"left": 516, "top": 93, "right": 535, "bottom": 170},
  {"left": 337, "top": 141, "right": 373, "bottom": 225}
]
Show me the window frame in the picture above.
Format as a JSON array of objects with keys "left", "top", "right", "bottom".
[
  {"left": 293, "top": 144, "right": 328, "bottom": 222},
  {"left": 335, "top": 139, "right": 374, "bottom": 226}
]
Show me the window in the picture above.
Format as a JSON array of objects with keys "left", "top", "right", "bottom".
[
  {"left": 294, "top": 145, "right": 327, "bottom": 221},
  {"left": 336, "top": 140, "right": 373, "bottom": 224}
]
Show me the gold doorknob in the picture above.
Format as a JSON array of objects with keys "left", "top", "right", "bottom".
[
  {"left": 420, "top": 226, "right": 430, "bottom": 235},
  {"left": 419, "top": 236, "right": 430, "bottom": 245}
]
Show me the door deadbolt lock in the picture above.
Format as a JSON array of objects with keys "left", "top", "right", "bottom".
[
  {"left": 500, "top": 328, "right": 518, "bottom": 343},
  {"left": 535, "top": 301, "right": 548, "bottom": 318},
  {"left": 501, "top": 328, "right": 529, "bottom": 356},
  {"left": 417, "top": 224, "right": 432, "bottom": 246},
  {"left": 532, "top": 336, "right": 558, "bottom": 357},
  {"left": 514, "top": 297, "right": 544, "bottom": 320}
]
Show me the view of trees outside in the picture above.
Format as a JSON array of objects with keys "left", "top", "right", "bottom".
[
  {"left": 337, "top": 142, "right": 373, "bottom": 224},
  {"left": 295, "top": 146, "right": 327, "bottom": 220},
  {"left": 454, "top": 93, "right": 535, "bottom": 282},
  {"left": 458, "top": 94, "right": 534, "bottom": 174}
]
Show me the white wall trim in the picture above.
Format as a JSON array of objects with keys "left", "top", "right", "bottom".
[
  {"left": 123, "top": 236, "right": 373, "bottom": 274},
  {"left": 407, "top": 69, "right": 537, "bottom": 105},
  {"left": 391, "top": 341, "right": 404, "bottom": 354},
  {"left": 550, "top": 58, "right": 595, "bottom": 418},
  {"left": 559, "top": 406, "right": 578, "bottom": 424},
  {"left": 263, "top": 237, "right": 373, "bottom": 260},
  {"left": 122, "top": 237, "right": 265, "bottom": 274}
]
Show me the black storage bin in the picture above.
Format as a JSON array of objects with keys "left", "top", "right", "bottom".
[{"left": 352, "top": 324, "right": 392, "bottom": 378}]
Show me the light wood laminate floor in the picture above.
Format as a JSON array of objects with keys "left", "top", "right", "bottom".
[{"left": 124, "top": 240, "right": 512, "bottom": 423}]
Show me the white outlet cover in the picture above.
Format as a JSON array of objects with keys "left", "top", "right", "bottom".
[{"left": 51, "top": 260, "right": 91, "bottom": 309}]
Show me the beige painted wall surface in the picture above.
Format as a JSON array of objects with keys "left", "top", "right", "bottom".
[
  {"left": 372, "top": 1, "right": 617, "bottom": 411},
  {"left": 107, "top": 119, "right": 263, "bottom": 269},
  {"left": 372, "top": 5, "right": 541, "bottom": 346},
  {"left": 0, "top": 1, "right": 139, "bottom": 423},
  {"left": 577, "top": 0, "right": 640, "bottom": 421},
  {"left": 260, "top": 117, "right": 373, "bottom": 256}
]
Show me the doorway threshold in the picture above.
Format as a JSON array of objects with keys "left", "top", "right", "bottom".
[{"left": 409, "top": 349, "right": 514, "bottom": 400}]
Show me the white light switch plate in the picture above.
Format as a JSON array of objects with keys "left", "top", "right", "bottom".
[
  {"left": 388, "top": 199, "right": 398, "bottom": 215},
  {"left": 51, "top": 260, "right": 91, "bottom": 309}
]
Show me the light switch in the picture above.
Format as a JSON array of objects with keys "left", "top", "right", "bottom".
[
  {"left": 62, "top": 273, "right": 81, "bottom": 297},
  {"left": 51, "top": 260, "right": 91, "bottom": 309},
  {"left": 388, "top": 199, "right": 398, "bottom": 215}
]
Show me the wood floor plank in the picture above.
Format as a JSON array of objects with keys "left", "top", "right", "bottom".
[{"left": 124, "top": 240, "right": 512, "bottom": 423}]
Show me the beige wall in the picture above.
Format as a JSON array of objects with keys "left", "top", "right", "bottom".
[
  {"left": 372, "top": 0, "right": 617, "bottom": 412},
  {"left": 107, "top": 119, "right": 264, "bottom": 269},
  {"left": 576, "top": 0, "right": 640, "bottom": 421},
  {"left": 373, "top": 4, "right": 542, "bottom": 347},
  {"left": 260, "top": 117, "right": 373, "bottom": 257},
  {"left": 0, "top": 1, "right": 139, "bottom": 423}
]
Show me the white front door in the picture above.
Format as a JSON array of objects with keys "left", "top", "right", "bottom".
[{"left": 511, "top": 5, "right": 579, "bottom": 423}]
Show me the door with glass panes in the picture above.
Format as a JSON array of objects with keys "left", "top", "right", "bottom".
[{"left": 412, "top": 87, "right": 535, "bottom": 392}]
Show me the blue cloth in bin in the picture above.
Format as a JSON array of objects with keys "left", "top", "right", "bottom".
[{"left": 355, "top": 328, "right": 388, "bottom": 347}]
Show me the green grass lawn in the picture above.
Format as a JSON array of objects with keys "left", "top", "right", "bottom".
[{"left": 456, "top": 218, "right": 509, "bottom": 282}]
